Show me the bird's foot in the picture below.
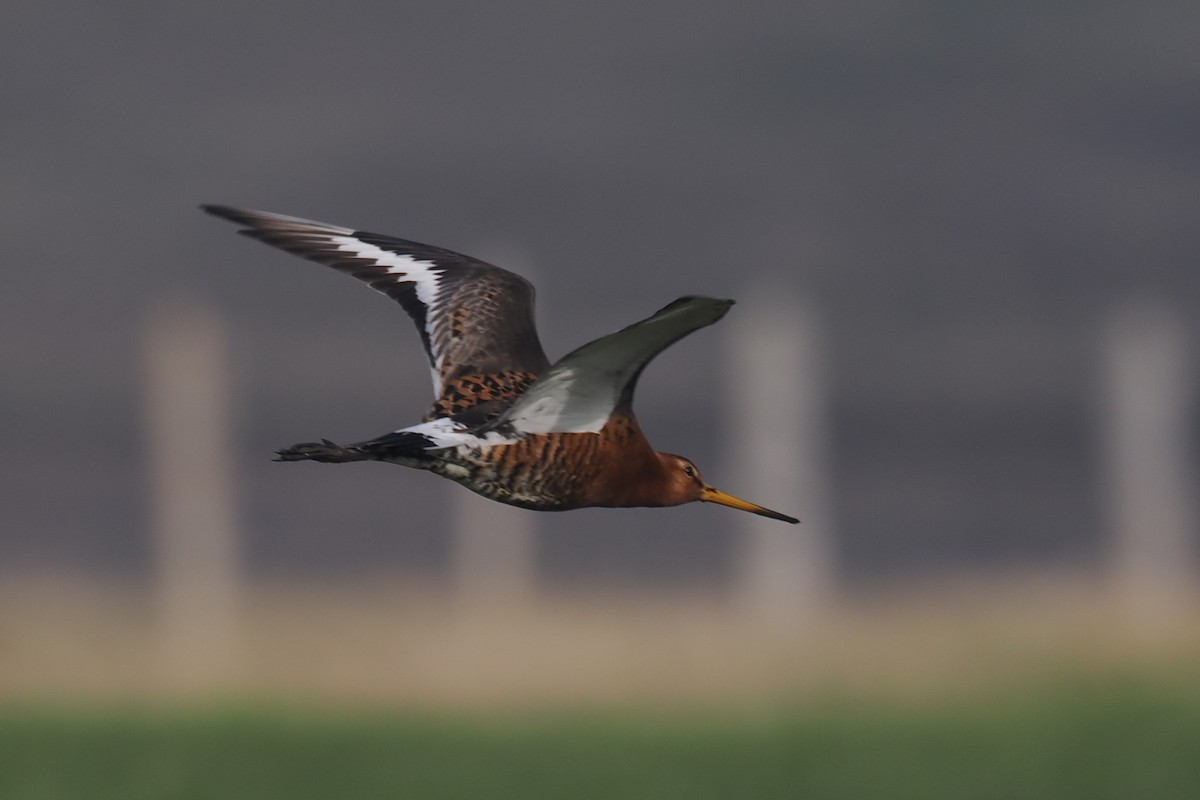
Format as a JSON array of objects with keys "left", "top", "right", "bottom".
[{"left": 274, "top": 439, "right": 366, "bottom": 463}]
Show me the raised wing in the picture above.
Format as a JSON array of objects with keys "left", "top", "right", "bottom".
[
  {"left": 202, "top": 206, "right": 550, "bottom": 400},
  {"left": 493, "top": 296, "right": 734, "bottom": 435}
]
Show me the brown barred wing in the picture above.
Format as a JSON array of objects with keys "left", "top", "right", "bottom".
[
  {"left": 424, "top": 369, "right": 541, "bottom": 424},
  {"left": 202, "top": 205, "right": 551, "bottom": 403}
]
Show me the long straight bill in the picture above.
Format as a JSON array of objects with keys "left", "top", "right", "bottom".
[{"left": 701, "top": 486, "right": 799, "bottom": 524}]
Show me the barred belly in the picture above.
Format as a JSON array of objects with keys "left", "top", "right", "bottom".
[
  {"left": 431, "top": 433, "right": 598, "bottom": 510},
  {"left": 430, "top": 416, "right": 653, "bottom": 511}
]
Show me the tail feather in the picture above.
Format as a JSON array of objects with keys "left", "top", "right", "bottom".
[
  {"left": 352, "top": 430, "right": 441, "bottom": 461},
  {"left": 274, "top": 418, "right": 497, "bottom": 466},
  {"left": 275, "top": 432, "right": 444, "bottom": 464},
  {"left": 275, "top": 439, "right": 368, "bottom": 463}
]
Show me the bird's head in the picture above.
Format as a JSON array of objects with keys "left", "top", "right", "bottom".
[{"left": 657, "top": 453, "right": 799, "bottom": 524}]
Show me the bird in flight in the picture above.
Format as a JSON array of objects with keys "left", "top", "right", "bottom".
[{"left": 203, "top": 206, "right": 798, "bottom": 524}]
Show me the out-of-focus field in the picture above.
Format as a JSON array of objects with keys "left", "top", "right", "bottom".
[
  {"left": 4, "top": 672, "right": 1200, "bottom": 800},
  {"left": 2, "top": 571, "right": 1198, "bottom": 798},
  {"left": 4, "top": 570, "right": 1198, "bottom": 704}
]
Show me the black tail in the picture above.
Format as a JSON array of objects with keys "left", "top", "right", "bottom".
[
  {"left": 276, "top": 431, "right": 441, "bottom": 464},
  {"left": 275, "top": 439, "right": 369, "bottom": 463},
  {"left": 349, "top": 430, "right": 441, "bottom": 461}
]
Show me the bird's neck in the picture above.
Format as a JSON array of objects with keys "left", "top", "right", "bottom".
[
  {"left": 588, "top": 414, "right": 679, "bottom": 509},
  {"left": 616, "top": 454, "right": 680, "bottom": 508}
]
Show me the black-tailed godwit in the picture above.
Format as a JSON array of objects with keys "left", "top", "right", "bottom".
[{"left": 203, "top": 205, "right": 798, "bottom": 524}]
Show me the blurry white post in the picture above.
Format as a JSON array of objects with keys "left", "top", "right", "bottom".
[
  {"left": 1102, "top": 301, "right": 1196, "bottom": 622},
  {"left": 727, "top": 288, "right": 835, "bottom": 624},
  {"left": 451, "top": 494, "right": 538, "bottom": 605},
  {"left": 144, "top": 299, "right": 240, "bottom": 686},
  {"left": 450, "top": 243, "right": 538, "bottom": 606}
]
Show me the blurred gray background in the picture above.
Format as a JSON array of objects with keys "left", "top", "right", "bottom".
[{"left": 4, "top": 0, "right": 1198, "bottom": 599}]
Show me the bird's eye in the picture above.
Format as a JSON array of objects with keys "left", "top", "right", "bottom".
[{"left": 683, "top": 464, "right": 695, "bottom": 478}]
